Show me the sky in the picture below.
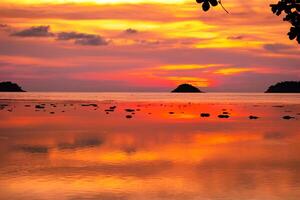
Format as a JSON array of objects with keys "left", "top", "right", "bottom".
[{"left": 0, "top": 0, "right": 299, "bottom": 92}]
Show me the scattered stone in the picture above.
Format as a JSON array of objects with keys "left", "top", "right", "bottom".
[
  {"left": 35, "top": 105, "right": 45, "bottom": 109},
  {"left": 125, "top": 109, "right": 135, "bottom": 112},
  {"left": 81, "top": 104, "right": 90, "bottom": 107},
  {"left": 282, "top": 115, "right": 295, "bottom": 120},
  {"left": 169, "top": 112, "right": 175, "bottom": 114},
  {"left": 249, "top": 115, "right": 259, "bottom": 120},
  {"left": 50, "top": 112, "right": 55, "bottom": 114},
  {"left": 273, "top": 105, "right": 284, "bottom": 108},
  {"left": 126, "top": 115, "right": 132, "bottom": 119},
  {"left": 200, "top": 113, "right": 210, "bottom": 117},
  {"left": 218, "top": 114, "right": 230, "bottom": 118}
]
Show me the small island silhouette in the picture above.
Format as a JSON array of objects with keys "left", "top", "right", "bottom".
[
  {"left": 0, "top": 81, "right": 25, "bottom": 92},
  {"left": 171, "top": 83, "right": 203, "bottom": 93},
  {"left": 265, "top": 81, "right": 300, "bottom": 93}
]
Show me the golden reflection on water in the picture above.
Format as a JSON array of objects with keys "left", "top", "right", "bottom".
[{"left": 0, "top": 101, "right": 300, "bottom": 200}]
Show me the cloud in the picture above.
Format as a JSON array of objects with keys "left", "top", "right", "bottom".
[
  {"left": 263, "top": 43, "right": 294, "bottom": 52},
  {"left": 227, "top": 35, "right": 245, "bottom": 40},
  {"left": 0, "top": 24, "right": 8, "bottom": 28},
  {"left": 124, "top": 28, "right": 138, "bottom": 34},
  {"left": 56, "top": 31, "right": 108, "bottom": 46},
  {"left": 11, "top": 25, "right": 54, "bottom": 37},
  {"left": 14, "top": 145, "right": 49, "bottom": 153}
]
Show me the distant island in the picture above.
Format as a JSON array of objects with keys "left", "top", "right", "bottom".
[
  {"left": 0, "top": 81, "right": 25, "bottom": 92},
  {"left": 265, "top": 81, "right": 300, "bottom": 93},
  {"left": 171, "top": 83, "right": 203, "bottom": 93}
]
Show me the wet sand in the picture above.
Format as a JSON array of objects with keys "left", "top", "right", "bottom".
[{"left": 0, "top": 100, "right": 300, "bottom": 200}]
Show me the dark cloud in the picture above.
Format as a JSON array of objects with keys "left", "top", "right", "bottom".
[
  {"left": 0, "top": 24, "right": 8, "bottom": 28},
  {"left": 136, "top": 39, "right": 160, "bottom": 45},
  {"left": 124, "top": 28, "right": 138, "bottom": 34},
  {"left": 0, "top": 24, "right": 13, "bottom": 33},
  {"left": 56, "top": 31, "right": 108, "bottom": 46},
  {"left": 263, "top": 43, "right": 294, "bottom": 52},
  {"left": 14, "top": 145, "right": 49, "bottom": 153},
  {"left": 11, "top": 25, "right": 54, "bottom": 37},
  {"left": 227, "top": 35, "right": 245, "bottom": 40}
]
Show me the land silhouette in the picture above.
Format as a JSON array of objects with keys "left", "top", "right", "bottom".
[
  {"left": 265, "top": 81, "right": 300, "bottom": 93},
  {"left": 171, "top": 83, "right": 203, "bottom": 93},
  {"left": 0, "top": 81, "right": 25, "bottom": 92}
]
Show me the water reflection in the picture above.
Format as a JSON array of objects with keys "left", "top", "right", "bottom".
[{"left": 0, "top": 101, "right": 299, "bottom": 200}]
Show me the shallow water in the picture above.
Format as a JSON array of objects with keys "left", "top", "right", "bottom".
[
  {"left": 0, "top": 93, "right": 300, "bottom": 200},
  {"left": 1, "top": 92, "right": 300, "bottom": 104}
]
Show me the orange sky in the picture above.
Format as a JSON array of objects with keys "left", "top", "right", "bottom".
[{"left": 0, "top": 0, "right": 299, "bottom": 91}]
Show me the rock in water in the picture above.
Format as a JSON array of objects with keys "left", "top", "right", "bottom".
[
  {"left": 171, "top": 84, "right": 203, "bottom": 93},
  {"left": 265, "top": 81, "right": 300, "bottom": 93},
  {"left": 0, "top": 81, "right": 25, "bottom": 92}
]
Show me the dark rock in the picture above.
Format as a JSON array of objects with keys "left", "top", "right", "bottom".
[
  {"left": 171, "top": 83, "right": 203, "bottom": 93},
  {"left": 35, "top": 105, "right": 45, "bottom": 109},
  {"left": 249, "top": 115, "right": 259, "bottom": 120},
  {"left": 0, "top": 81, "right": 25, "bottom": 92},
  {"left": 81, "top": 104, "right": 98, "bottom": 107},
  {"left": 126, "top": 115, "right": 133, "bottom": 119},
  {"left": 125, "top": 109, "right": 135, "bottom": 112},
  {"left": 218, "top": 114, "right": 230, "bottom": 118},
  {"left": 200, "top": 113, "right": 210, "bottom": 117},
  {"left": 282, "top": 115, "right": 295, "bottom": 120},
  {"left": 265, "top": 81, "right": 300, "bottom": 93}
]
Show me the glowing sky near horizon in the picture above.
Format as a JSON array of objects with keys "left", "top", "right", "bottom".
[{"left": 0, "top": 0, "right": 299, "bottom": 92}]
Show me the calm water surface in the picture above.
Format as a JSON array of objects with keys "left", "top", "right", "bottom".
[{"left": 0, "top": 93, "right": 299, "bottom": 200}]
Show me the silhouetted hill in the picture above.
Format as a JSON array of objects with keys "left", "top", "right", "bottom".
[
  {"left": 265, "top": 81, "right": 300, "bottom": 93},
  {"left": 0, "top": 81, "right": 25, "bottom": 92},
  {"left": 171, "top": 83, "right": 203, "bottom": 93}
]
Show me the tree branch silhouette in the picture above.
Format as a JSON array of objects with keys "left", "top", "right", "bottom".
[
  {"left": 270, "top": 0, "right": 300, "bottom": 44},
  {"left": 196, "top": 0, "right": 300, "bottom": 44}
]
